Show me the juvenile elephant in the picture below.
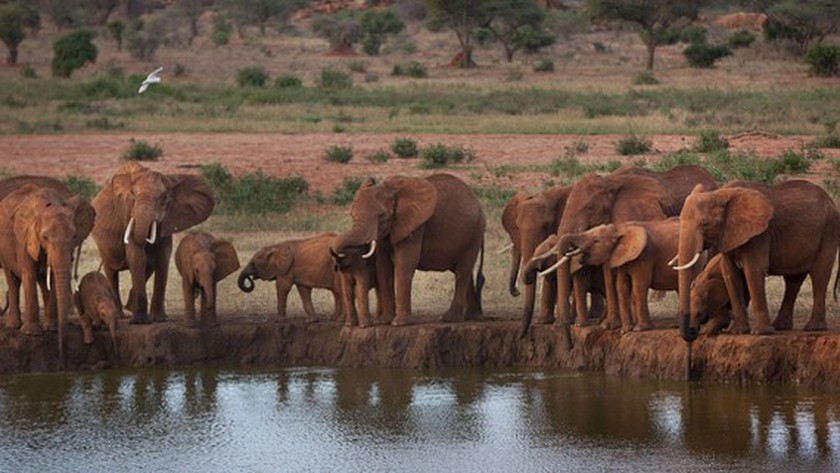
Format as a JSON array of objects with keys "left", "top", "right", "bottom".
[
  {"left": 237, "top": 233, "right": 342, "bottom": 323},
  {"left": 330, "top": 174, "right": 486, "bottom": 325},
  {"left": 549, "top": 218, "right": 686, "bottom": 332},
  {"left": 0, "top": 183, "right": 95, "bottom": 364},
  {"left": 331, "top": 245, "right": 378, "bottom": 327},
  {"left": 675, "top": 180, "right": 840, "bottom": 337},
  {"left": 92, "top": 162, "right": 214, "bottom": 324},
  {"left": 175, "top": 230, "right": 240, "bottom": 327},
  {"left": 73, "top": 271, "right": 120, "bottom": 355}
]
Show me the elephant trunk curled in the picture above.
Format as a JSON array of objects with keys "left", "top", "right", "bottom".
[{"left": 238, "top": 264, "right": 256, "bottom": 293}]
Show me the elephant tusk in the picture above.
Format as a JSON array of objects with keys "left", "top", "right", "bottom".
[
  {"left": 530, "top": 249, "right": 556, "bottom": 263},
  {"left": 563, "top": 247, "right": 582, "bottom": 257},
  {"left": 497, "top": 243, "right": 513, "bottom": 254},
  {"left": 46, "top": 270, "right": 51, "bottom": 292},
  {"left": 146, "top": 220, "right": 158, "bottom": 244},
  {"left": 667, "top": 254, "right": 679, "bottom": 267},
  {"left": 362, "top": 240, "right": 377, "bottom": 259},
  {"left": 672, "top": 252, "right": 701, "bottom": 271},
  {"left": 538, "top": 255, "right": 569, "bottom": 279},
  {"left": 123, "top": 217, "right": 135, "bottom": 245}
]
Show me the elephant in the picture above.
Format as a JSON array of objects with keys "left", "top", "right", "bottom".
[
  {"left": 73, "top": 271, "right": 120, "bottom": 355},
  {"left": 0, "top": 183, "right": 95, "bottom": 365},
  {"left": 331, "top": 244, "right": 378, "bottom": 327},
  {"left": 546, "top": 165, "right": 717, "bottom": 333},
  {"left": 91, "top": 162, "right": 214, "bottom": 324},
  {"left": 330, "top": 173, "right": 486, "bottom": 326},
  {"left": 237, "top": 233, "right": 343, "bottom": 323},
  {"left": 675, "top": 180, "right": 840, "bottom": 336},
  {"left": 548, "top": 218, "right": 687, "bottom": 332},
  {"left": 175, "top": 230, "right": 240, "bottom": 327}
]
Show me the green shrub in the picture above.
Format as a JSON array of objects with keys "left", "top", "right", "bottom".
[
  {"left": 811, "top": 134, "right": 840, "bottom": 148},
  {"left": 679, "top": 26, "right": 708, "bottom": 45},
  {"left": 275, "top": 75, "right": 302, "bottom": 88},
  {"left": 63, "top": 175, "right": 99, "bottom": 199},
  {"left": 694, "top": 130, "right": 729, "bottom": 152},
  {"left": 391, "top": 137, "right": 418, "bottom": 158},
  {"left": 324, "top": 144, "right": 354, "bottom": 163},
  {"left": 201, "top": 163, "right": 309, "bottom": 215},
  {"left": 533, "top": 59, "right": 554, "bottom": 73},
  {"left": 471, "top": 186, "right": 516, "bottom": 209},
  {"left": 122, "top": 138, "right": 162, "bottom": 161},
  {"left": 106, "top": 20, "right": 125, "bottom": 51},
  {"left": 211, "top": 17, "right": 232, "bottom": 46},
  {"left": 683, "top": 43, "right": 732, "bottom": 68},
  {"left": 805, "top": 43, "right": 840, "bottom": 77},
  {"left": 21, "top": 63, "right": 36, "bottom": 78},
  {"left": 775, "top": 149, "right": 811, "bottom": 174},
  {"left": 514, "top": 24, "right": 556, "bottom": 55},
  {"left": 347, "top": 60, "right": 366, "bottom": 73},
  {"left": 236, "top": 66, "right": 269, "bottom": 87},
  {"left": 565, "top": 140, "right": 589, "bottom": 155},
  {"left": 632, "top": 70, "right": 658, "bottom": 85},
  {"left": 616, "top": 134, "right": 652, "bottom": 155},
  {"left": 125, "top": 19, "right": 159, "bottom": 60},
  {"left": 330, "top": 176, "right": 363, "bottom": 206},
  {"left": 359, "top": 8, "right": 404, "bottom": 56},
  {"left": 366, "top": 149, "right": 390, "bottom": 163},
  {"left": 653, "top": 150, "right": 702, "bottom": 171},
  {"left": 391, "top": 61, "right": 428, "bottom": 78},
  {"left": 727, "top": 30, "right": 756, "bottom": 49},
  {"left": 312, "top": 11, "right": 362, "bottom": 53},
  {"left": 52, "top": 29, "right": 98, "bottom": 78},
  {"left": 319, "top": 67, "right": 353, "bottom": 89},
  {"left": 420, "top": 143, "right": 475, "bottom": 169},
  {"left": 549, "top": 155, "right": 589, "bottom": 178}
]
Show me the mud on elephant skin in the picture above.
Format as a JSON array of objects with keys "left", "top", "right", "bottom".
[
  {"left": 175, "top": 230, "right": 240, "bottom": 328},
  {"left": 238, "top": 233, "right": 343, "bottom": 324},
  {"left": 0, "top": 181, "right": 95, "bottom": 365},
  {"left": 92, "top": 162, "right": 214, "bottom": 325},
  {"left": 675, "top": 180, "right": 840, "bottom": 336},
  {"left": 331, "top": 173, "right": 486, "bottom": 326},
  {"left": 73, "top": 271, "right": 121, "bottom": 355}
]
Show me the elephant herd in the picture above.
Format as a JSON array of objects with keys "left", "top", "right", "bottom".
[{"left": 1, "top": 160, "right": 838, "bottom": 366}]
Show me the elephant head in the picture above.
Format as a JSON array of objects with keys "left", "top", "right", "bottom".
[
  {"left": 674, "top": 184, "right": 773, "bottom": 339},
  {"left": 688, "top": 253, "right": 734, "bottom": 336},
  {"left": 552, "top": 223, "right": 648, "bottom": 271},
  {"left": 330, "top": 176, "right": 438, "bottom": 256},
  {"left": 238, "top": 244, "right": 293, "bottom": 292},
  {"left": 13, "top": 186, "right": 95, "bottom": 365},
  {"left": 193, "top": 239, "right": 240, "bottom": 291},
  {"left": 73, "top": 272, "right": 121, "bottom": 356}
]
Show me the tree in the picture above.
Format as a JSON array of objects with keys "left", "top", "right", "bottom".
[
  {"left": 224, "top": 0, "right": 306, "bottom": 36},
  {"left": 175, "top": 0, "right": 212, "bottom": 45},
  {"left": 312, "top": 11, "right": 362, "bottom": 54},
  {"left": 106, "top": 19, "right": 125, "bottom": 51},
  {"left": 0, "top": 1, "right": 40, "bottom": 65},
  {"left": 588, "top": 0, "right": 707, "bottom": 70},
  {"left": 360, "top": 8, "right": 405, "bottom": 56},
  {"left": 426, "top": 0, "right": 493, "bottom": 68},
  {"left": 764, "top": 0, "right": 840, "bottom": 53},
  {"left": 52, "top": 29, "right": 98, "bottom": 77},
  {"left": 484, "top": 0, "right": 549, "bottom": 62}
]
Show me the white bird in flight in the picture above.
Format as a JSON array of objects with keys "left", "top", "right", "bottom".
[{"left": 138, "top": 66, "right": 163, "bottom": 94}]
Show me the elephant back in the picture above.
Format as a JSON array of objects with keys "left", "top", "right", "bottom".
[{"left": 0, "top": 176, "right": 69, "bottom": 203}]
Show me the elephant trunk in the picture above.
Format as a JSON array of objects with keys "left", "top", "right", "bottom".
[
  {"left": 130, "top": 213, "right": 158, "bottom": 247},
  {"left": 333, "top": 218, "right": 377, "bottom": 254},
  {"left": 518, "top": 278, "right": 537, "bottom": 339},
  {"left": 49, "top": 253, "right": 72, "bottom": 368},
  {"left": 507, "top": 245, "right": 522, "bottom": 297},
  {"left": 676, "top": 223, "right": 704, "bottom": 330},
  {"left": 238, "top": 264, "right": 256, "bottom": 293}
]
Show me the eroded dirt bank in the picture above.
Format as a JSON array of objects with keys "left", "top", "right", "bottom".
[{"left": 2, "top": 319, "right": 840, "bottom": 388}]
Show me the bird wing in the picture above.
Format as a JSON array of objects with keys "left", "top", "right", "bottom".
[
  {"left": 147, "top": 66, "right": 163, "bottom": 81},
  {"left": 138, "top": 83, "right": 149, "bottom": 94}
]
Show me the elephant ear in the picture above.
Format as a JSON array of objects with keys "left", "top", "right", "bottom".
[
  {"left": 265, "top": 244, "right": 294, "bottom": 278},
  {"left": 502, "top": 191, "right": 527, "bottom": 240},
  {"left": 388, "top": 177, "right": 438, "bottom": 244},
  {"left": 720, "top": 188, "right": 774, "bottom": 253},
  {"left": 14, "top": 198, "right": 41, "bottom": 261},
  {"left": 161, "top": 174, "right": 215, "bottom": 236},
  {"left": 543, "top": 184, "right": 572, "bottom": 216},
  {"left": 610, "top": 225, "right": 648, "bottom": 268},
  {"left": 66, "top": 195, "right": 96, "bottom": 246},
  {"left": 610, "top": 174, "right": 671, "bottom": 222},
  {"left": 212, "top": 240, "right": 241, "bottom": 281}
]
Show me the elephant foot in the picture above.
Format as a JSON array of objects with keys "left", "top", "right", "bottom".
[
  {"left": 599, "top": 318, "right": 621, "bottom": 330},
  {"left": 772, "top": 317, "right": 793, "bottom": 331},
  {"left": 751, "top": 323, "right": 775, "bottom": 335},
  {"left": 304, "top": 317, "right": 319, "bottom": 325},
  {"left": 803, "top": 318, "right": 828, "bottom": 332},
  {"left": 573, "top": 319, "right": 592, "bottom": 328},
  {"left": 441, "top": 311, "right": 465, "bottom": 323},
  {"left": 130, "top": 313, "right": 150, "bottom": 325},
  {"left": 83, "top": 333, "right": 95, "bottom": 345},
  {"left": 183, "top": 317, "right": 198, "bottom": 328},
  {"left": 41, "top": 321, "right": 58, "bottom": 332},
  {"left": 535, "top": 315, "right": 555, "bottom": 325},
  {"left": 20, "top": 322, "right": 43, "bottom": 336},
  {"left": 150, "top": 312, "right": 168, "bottom": 323},
  {"left": 633, "top": 322, "right": 653, "bottom": 332},
  {"left": 391, "top": 316, "right": 411, "bottom": 327},
  {"left": 5, "top": 317, "right": 21, "bottom": 329},
  {"left": 728, "top": 322, "right": 750, "bottom": 335}
]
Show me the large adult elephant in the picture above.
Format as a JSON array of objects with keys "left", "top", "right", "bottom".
[
  {"left": 92, "top": 162, "right": 215, "bottom": 324},
  {"left": 0, "top": 183, "right": 95, "bottom": 364},
  {"left": 330, "top": 174, "right": 485, "bottom": 326},
  {"left": 675, "top": 180, "right": 840, "bottom": 337}
]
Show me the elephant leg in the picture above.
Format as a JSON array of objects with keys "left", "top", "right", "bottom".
[
  {"left": 20, "top": 260, "right": 42, "bottom": 336},
  {"left": 274, "top": 279, "right": 292, "bottom": 323},
  {"left": 743, "top": 261, "right": 773, "bottom": 335},
  {"left": 149, "top": 238, "right": 172, "bottom": 322},
  {"left": 443, "top": 266, "right": 472, "bottom": 323},
  {"left": 615, "top": 272, "right": 633, "bottom": 333},
  {"left": 721, "top": 255, "right": 751, "bottom": 334},
  {"left": 572, "top": 271, "right": 590, "bottom": 326},
  {"left": 392, "top": 240, "right": 420, "bottom": 326},
  {"left": 339, "top": 274, "right": 357, "bottom": 327},
  {"left": 599, "top": 266, "right": 621, "bottom": 330},
  {"left": 538, "top": 274, "right": 557, "bottom": 325},
  {"left": 182, "top": 278, "right": 197, "bottom": 328},
  {"left": 329, "top": 290, "right": 342, "bottom": 322},
  {"left": 773, "top": 274, "right": 806, "bottom": 331},
  {"left": 589, "top": 292, "right": 606, "bottom": 322},
  {"left": 297, "top": 285, "right": 319, "bottom": 324},
  {"left": 556, "top": 262, "right": 573, "bottom": 326},
  {"left": 631, "top": 272, "right": 653, "bottom": 332},
  {"left": 126, "top": 243, "right": 150, "bottom": 324},
  {"left": 200, "top": 286, "right": 217, "bottom": 327},
  {"left": 104, "top": 267, "right": 127, "bottom": 318},
  {"left": 804, "top": 265, "right": 832, "bottom": 332},
  {"left": 4, "top": 269, "right": 21, "bottom": 329},
  {"left": 355, "top": 277, "right": 372, "bottom": 328},
  {"left": 375, "top": 252, "right": 395, "bottom": 323}
]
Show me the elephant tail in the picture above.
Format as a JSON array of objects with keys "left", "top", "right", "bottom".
[
  {"left": 834, "top": 243, "right": 840, "bottom": 303},
  {"left": 475, "top": 237, "right": 485, "bottom": 315}
]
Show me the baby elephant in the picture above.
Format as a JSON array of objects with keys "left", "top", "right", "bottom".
[
  {"left": 73, "top": 271, "right": 120, "bottom": 354},
  {"left": 330, "top": 245, "right": 378, "bottom": 327},
  {"left": 175, "top": 230, "right": 241, "bottom": 327},
  {"left": 237, "top": 233, "right": 342, "bottom": 323}
]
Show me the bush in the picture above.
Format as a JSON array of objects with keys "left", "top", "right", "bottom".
[
  {"left": 632, "top": 70, "right": 658, "bottom": 85},
  {"left": 514, "top": 25, "right": 556, "bottom": 55},
  {"left": 683, "top": 43, "right": 732, "bottom": 68},
  {"left": 419, "top": 143, "right": 475, "bottom": 169},
  {"left": 106, "top": 20, "right": 125, "bottom": 51},
  {"left": 549, "top": 155, "right": 589, "bottom": 178},
  {"left": 694, "top": 130, "right": 729, "bottom": 153},
  {"left": 616, "top": 134, "right": 652, "bottom": 155},
  {"left": 52, "top": 29, "right": 98, "bottom": 78},
  {"left": 20, "top": 63, "right": 36, "bottom": 78},
  {"left": 360, "top": 8, "right": 404, "bottom": 56},
  {"left": 533, "top": 59, "right": 554, "bottom": 72},
  {"left": 811, "top": 134, "right": 840, "bottom": 148},
  {"left": 727, "top": 30, "right": 756, "bottom": 49},
  {"left": 679, "top": 26, "right": 707, "bottom": 45},
  {"left": 366, "top": 149, "right": 390, "bottom": 163},
  {"left": 330, "top": 176, "right": 363, "bottom": 206},
  {"left": 347, "top": 60, "right": 366, "bottom": 73},
  {"left": 123, "top": 138, "right": 162, "bottom": 161},
  {"left": 201, "top": 163, "right": 308, "bottom": 215},
  {"left": 391, "top": 137, "right": 418, "bottom": 158},
  {"left": 236, "top": 67, "right": 269, "bottom": 87},
  {"left": 125, "top": 19, "right": 159, "bottom": 60},
  {"left": 775, "top": 149, "right": 811, "bottom": 174},
  {"left": 211, "top": 16, "right": 232, "bottom": 46},
  {"left": 63, "top": 175, "right": 99, "bottom": 200},
  {"left": 319, "top": 67, "right": 353, "bottom": 89},
  {"left": 391, "top": 61, "right": 428, "bottom": 78},
  {"left": 805, "top": 43, "right": 840, "bottom": 77},
  {"left": 275, "top": 74, "right": 302, "bottom": 88},
  {"left": 312, "top": 11, "right": 361, "bottom": 53},
  {"left": 324, "top": 144, "right": 354, "bottom": 163}
]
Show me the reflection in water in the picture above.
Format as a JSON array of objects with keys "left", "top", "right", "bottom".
[{"left": 0, "top": 368, "right": 838, "bottom": 472}]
